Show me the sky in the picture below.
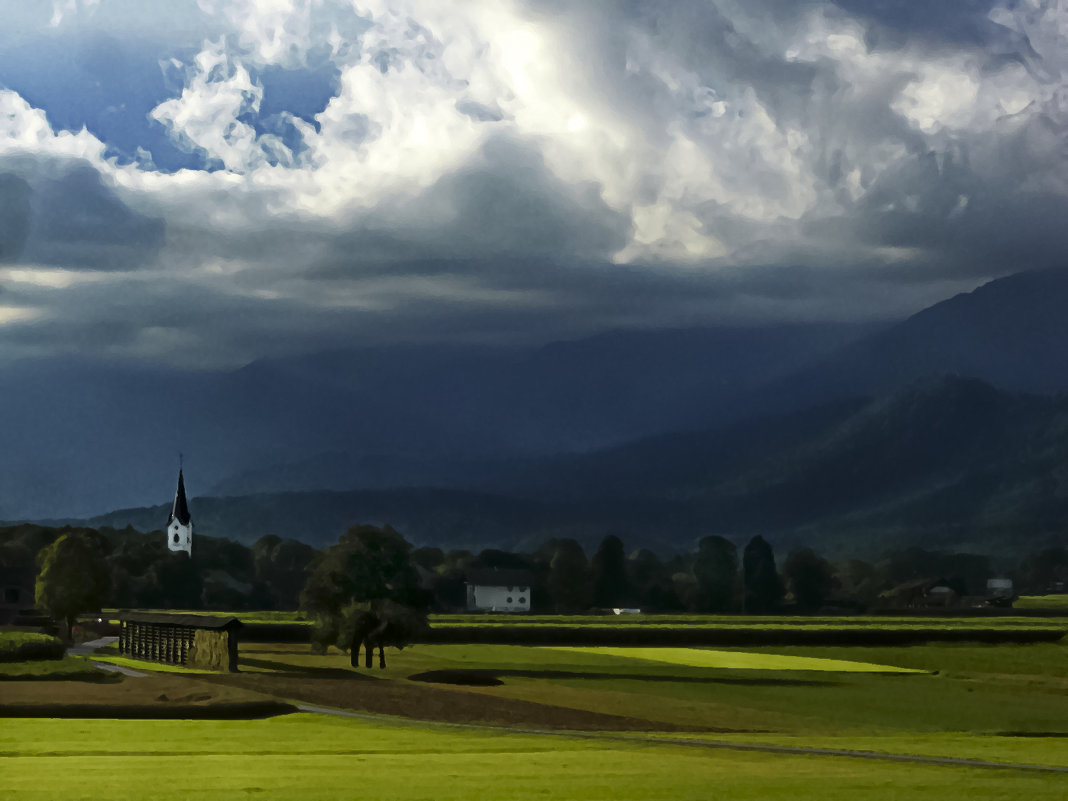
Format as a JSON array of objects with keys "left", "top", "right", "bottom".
[{"left": 0, "top": 0, "right": 1066, "bottom": 369}]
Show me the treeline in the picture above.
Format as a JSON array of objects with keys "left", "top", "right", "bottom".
[
  {"left": 2, "top": 523, "right": 1066, "bottom": 618},
  {"left": 414, "top": 535, "right": 1056, "bottom": 614},
  {"left": 0, "top": 524, "right": 315, "bottom": 612}
]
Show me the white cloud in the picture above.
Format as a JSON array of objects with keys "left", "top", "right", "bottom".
[
  {"left": 0, "top": 90, "right": 106, "bottom": 161},
  {"left": 2, "top": 0, "right": 1068, "bottom": 366},
  {"left": 149, "top": 38, "right": 291, "bottom": 172}
]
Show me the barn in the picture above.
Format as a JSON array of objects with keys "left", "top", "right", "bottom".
[{"left": 118, "top": 612, "right": 241, "bottom": 672}]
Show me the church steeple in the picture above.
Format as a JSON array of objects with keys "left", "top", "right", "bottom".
[{"left": 166, "top": 463, "right": 193, "bottom": 555}]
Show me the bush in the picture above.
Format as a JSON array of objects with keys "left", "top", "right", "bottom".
[{"left": 0, "top": 631, "right": 66, "bottom": 662}]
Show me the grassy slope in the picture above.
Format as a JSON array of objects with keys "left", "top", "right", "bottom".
[{"left": 1, "top": 715, "right": 1064, "bottom": 801}]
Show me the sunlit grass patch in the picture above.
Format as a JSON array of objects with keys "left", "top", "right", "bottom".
[{"left": 545, "top": 646, "right": 927, "bottom": 673}]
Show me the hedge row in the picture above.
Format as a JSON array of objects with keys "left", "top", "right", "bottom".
[
  {"left": 417, "top": 625, "right": 1066, "bottom": 647},
  {"left": 242, "top": 623, "right": 312, "bottom": 643},
  {"left": 241, "top": 620, "right": 1067, "bottom": 646},
  {"left": 0, "top": 632, "right": 66, "bottom": 662}
]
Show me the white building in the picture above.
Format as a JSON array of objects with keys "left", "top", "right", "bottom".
[
  {"left": 166, "top": 468, "right": 193, "bottom": 556},
  {"left": 465, "top": 569, "right": 533, "bottom": 613}
]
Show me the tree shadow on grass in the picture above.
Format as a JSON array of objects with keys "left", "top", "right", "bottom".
[
  {"left": 408, "top": 669, "right": 840, "bottom": 687},
  {"left": 238, "top": 656, "right": 377, "bottom": 679}
]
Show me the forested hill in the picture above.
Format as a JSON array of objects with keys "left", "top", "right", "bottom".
[{"left": 74, "top": 377, "right": 1068, "bottom": 558}]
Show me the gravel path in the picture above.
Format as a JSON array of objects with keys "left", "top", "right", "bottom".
[{"left": 66, "top": 636, "right": 147, "bottom": 677}]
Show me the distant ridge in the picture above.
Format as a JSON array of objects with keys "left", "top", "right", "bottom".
[
  {"left": 72, "top": 377, "right": 1068, "bottom": 558},
  {"left": 757, "top": 268, "right": 1068, "bottom": 415}
]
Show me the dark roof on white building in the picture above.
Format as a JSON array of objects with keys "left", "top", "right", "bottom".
[{"left": 465, "top": 568, "right": 536, "bottom": 587}]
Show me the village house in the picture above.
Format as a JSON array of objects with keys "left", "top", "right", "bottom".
[{"left": 465, "top": 568, "right": 534, "bottom": 613}]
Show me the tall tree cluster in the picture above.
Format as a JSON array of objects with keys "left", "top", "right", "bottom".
[{"left": 301, "top": 524, "right": 428, "bottom": 668}]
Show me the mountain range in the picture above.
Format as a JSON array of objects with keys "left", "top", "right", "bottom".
[{"left": 9, "top": 267, "right": 1068, "bottom": 558}]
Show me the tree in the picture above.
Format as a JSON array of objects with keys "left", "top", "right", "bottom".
[
  {"left": 591, "top": 535, "right": 632, "bottom": 608},
  {"left": 693, "top": 536, "right": 737, "bottom": 612},
  {"left": 301, "top": 524, "right": 427, "bottom": 668},
  {"left": 411, "top": 546, "right": 445, "bottom": 571},
  {"left": 1017, "top": 547, "right": 1068, "bottom": 594},
  {"left": 833, "top": 558, "right": 881, "bottom": 609},
  {"left": 35, "top": 531, "right": 110, "bottom": 640},
  {"left": 253, "top": 535, "right": 316, "bottom": 609},
  {"left": 545, "top": 538, "right": 592, "bottom": 612},
  {"left": 340, "top": 599, "right": 428, "bottom": 668},
  {"left": 145, "top": 551, "right": 203, "bottom": 609},
  {"left": 742, "top": 535, "right": 782, "bottom": 614},
  {"left": 783, "top": 548, "right": 837, "bottom": 612},
  {"left": 627, "top": 548, "right": 682, "bottom": 611}
]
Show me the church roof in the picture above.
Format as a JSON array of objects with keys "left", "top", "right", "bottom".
[{"left": 167, "top": 469, "right": 192, "bottom": 526}]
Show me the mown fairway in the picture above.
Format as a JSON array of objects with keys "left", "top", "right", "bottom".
[{"left": 2, "top": 715, "right": 1066, "bottom": 801}]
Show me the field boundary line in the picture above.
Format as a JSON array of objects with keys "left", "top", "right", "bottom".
[{"left": 292, "top": 703, "right": 1068, "bottom": 774}]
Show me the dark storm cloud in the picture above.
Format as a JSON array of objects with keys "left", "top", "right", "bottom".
[
  {"left": 0, "top": 173, "right": 32, "bottom": 262},
  {"left": 0, "top": 156, "right": 164, "bottom": 270},
  {"left": 310, "top": 135, "right": 631, "bottom": 279},
  {"left": 0, "top": 0, "right": 1065, "bottom": 368}
]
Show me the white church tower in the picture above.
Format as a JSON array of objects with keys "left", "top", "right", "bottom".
[{"left": 166, "top": 466, "right": 193, "bottom": 555}]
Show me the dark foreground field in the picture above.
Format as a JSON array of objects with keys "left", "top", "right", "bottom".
[{"left": 2, "top": 620, "right": 1067, "bottom": 800}]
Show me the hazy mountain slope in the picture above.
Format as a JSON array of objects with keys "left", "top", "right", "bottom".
[
  {"left": 760, "top": 268, "right": 1068, "bottom": 415},
  {"left": 74, "top": 378, "right": 1068, "bottom": 558},
  {"left": 207, "top": 268, "right": 1068, "bottom": 503},
  {"left": 0, "top": 322, "right": 871, "bottom": 519}
]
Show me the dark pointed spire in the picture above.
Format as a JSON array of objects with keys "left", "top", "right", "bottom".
[{"left": 167, "top": 469, "right": 191, "bottom": 526}]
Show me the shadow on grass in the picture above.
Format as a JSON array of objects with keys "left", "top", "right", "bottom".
[
  {"left": 408, "top": 669, "right": 839, "bottom": 687},
  {"left": 0, "top": 701, "right": 297, "bottom": 719},
  {"left": 0, "top": 670, "right": 123, "bottom": 684},
  {"left": 238, "top": 656, "right": 378, "bottom": 679}
]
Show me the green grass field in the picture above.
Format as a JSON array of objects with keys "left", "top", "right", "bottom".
[
  {"left": 234, "top": 639, "right": 1068, "bottom": 737},
  {"left": 1016, "top": 594, "right": 1068, "bottom": 609},
  {"left": 2, "top": 715, "right": 1065, "bottom": 801},
  {"left": 5, "top": 617, "right": 1066, "bottom": 800}
]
